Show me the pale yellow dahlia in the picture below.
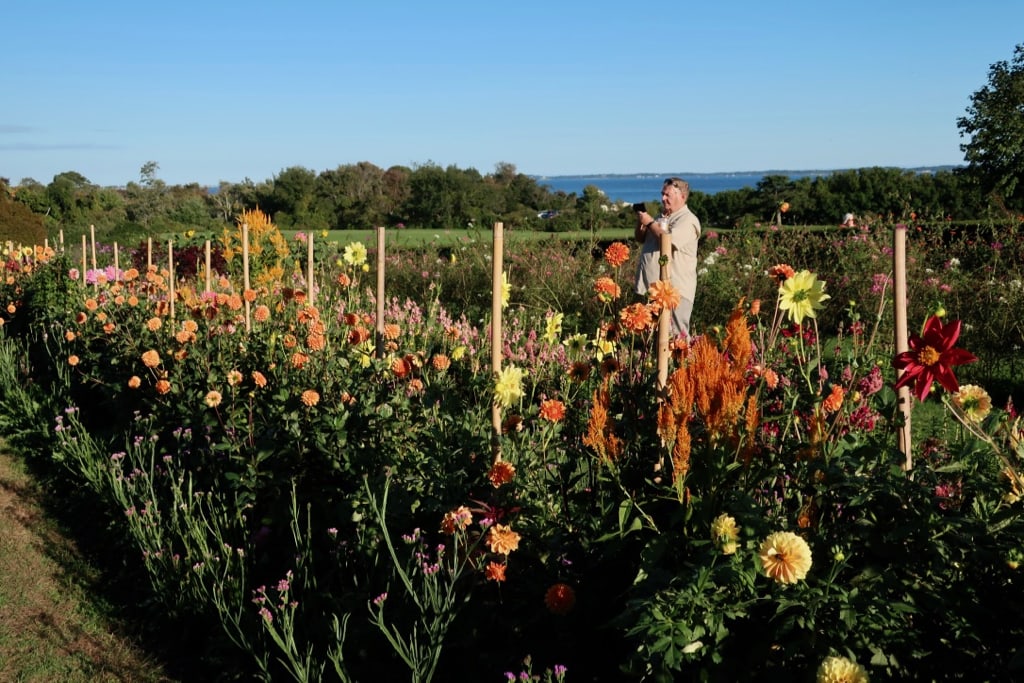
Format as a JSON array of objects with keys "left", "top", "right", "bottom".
[
  {"left": 817, "top": 655, "right": 869, "bottom": 683},
  {"left": 494, "top": 365, "right": 525, "bottom": 408},
  {"left": 711, "top": 514, "right": 740, "bottom": 555},
  {"left": 758, "top": 531, "right": 812, "bottom": 584},
  {"left": 951, "top": 384, "right": 991, "bottom": 422},
  {"left": 779, "top": 269, "right": 830, "bottom": 324}
]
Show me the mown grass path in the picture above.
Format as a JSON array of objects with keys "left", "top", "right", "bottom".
[{"left": 0, "top": 448, "right": 173, "bottom": 682}]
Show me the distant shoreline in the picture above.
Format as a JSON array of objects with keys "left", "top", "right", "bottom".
[{"left": 531, "top": 165, "right": 962, "bottom": 181}]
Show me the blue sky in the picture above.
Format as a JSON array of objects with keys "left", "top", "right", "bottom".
[{"left": 3, "top": 1, "right": 1022, "bottom": 187}]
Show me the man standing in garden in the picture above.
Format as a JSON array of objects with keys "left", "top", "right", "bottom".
[{"left": 634, "top": 177, "right": 702, "bottom": 338}]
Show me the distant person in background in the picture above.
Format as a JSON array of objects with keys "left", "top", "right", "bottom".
[
  {"left": 841, "top": 212, "right": 856, "bottom": 227},
  {"left": 634, "top": 177, "right": 702, "bottom": 338}
]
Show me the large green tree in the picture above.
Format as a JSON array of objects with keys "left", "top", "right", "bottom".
[{"left": 957, "top": 44, "right": 1024, "bottom": 211}]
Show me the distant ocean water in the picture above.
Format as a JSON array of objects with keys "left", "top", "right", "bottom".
[{"left": 533, "top": 172, "right": 827, "bottom": 204}]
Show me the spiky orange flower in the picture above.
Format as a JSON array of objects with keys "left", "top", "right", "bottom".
[
  {"left": 604, "top": 241, "right": 630, "bottom": 268},
  {"left": 488, "top": 460, "right": 516, "bottom": 488},
  {"left": 822, "top": 385, "right": 845, "bottom": 413},
  {"left": 594, "top": 277, "right": 621, "bottom": 302},
  {"left": 647, "top": 280, "right": 681, "bottom": 312},
  {"left": 768, "top": 264, "right": 796, "bottom": 283},
  {"left": 431, "top": 354, "right": 451, "bottom": 371},
  {"left": 252, "top": 371, "right": 267, "bottom": 388},
  {"left": 141, "top": 350, "right": 161, "bottom": 368},
  {"left": 619, "top": 302, "right": 655, "bottom": 333},
  {"left": 485, "top": 561, "right": 507, "bottom": 583},
  {"left": 301, "top": 390, "right": 320, "bottom": 407},
  {"left": 539, "top": 398, "right": 566, "bottom": 423},
  {"left": 544, "top": 583, "right": 576, "bottom": 615},
  {"left": 583, "top": 379, "right": 623, "bottom": 462}
]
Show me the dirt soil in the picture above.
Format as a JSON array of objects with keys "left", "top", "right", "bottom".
[{"left": 0, "top": 450, "right": 172, "bottom": 682}]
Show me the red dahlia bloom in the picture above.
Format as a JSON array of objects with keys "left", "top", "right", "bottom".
[{"left": 893, "top": 316, "right": 977, "bottom": 402}]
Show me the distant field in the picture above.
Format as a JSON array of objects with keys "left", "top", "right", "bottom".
[{"left": 284, "top": 228, "right": 632, "bottom": 248}]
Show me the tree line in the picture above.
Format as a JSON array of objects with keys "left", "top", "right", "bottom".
[{"left": 3, "top": 41, "right": 1023, "bottom": 245}]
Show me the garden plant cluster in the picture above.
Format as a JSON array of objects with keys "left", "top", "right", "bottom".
[{"left": 1, "top": 208, "right": 1024, "bottom": 682}]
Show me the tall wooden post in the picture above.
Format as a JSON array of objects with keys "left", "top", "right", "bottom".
[
  {"left": 491, "top": 222, "right": 504, "bottom": 460},
  {"left": 167, "top": 240, "right": 175, "bottom": 321},
  {"left": 376, "top": 228, "right": 386, "bottom": 357},
  {"left": 657, "top": 230, "right": 672, "bottom": 392},
  {"left": 204, "top": 240, "right": 212, "bottom": 293},
  {"left": 242, "top": 223, "right": 251, "bottom": 332},
  {"left": 80, "top": 235, "right": 87, "bottom": 285},
  {"left": 307, "top": 232, "right": 315, "bottom": 305},
  {"left": 893, "top": 224, "right": 913, "bottom": 470}
]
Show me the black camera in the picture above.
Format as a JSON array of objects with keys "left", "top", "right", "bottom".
[{"left": 631, "top": 202, "right": 647, "bottom": 213}]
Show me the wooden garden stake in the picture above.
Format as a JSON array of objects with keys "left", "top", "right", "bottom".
[
  {"left": 893, "top": 224, "right": 913, "bottom": 470},
  {"left": 205, "top": 240, "right": 212, "bottom": 293},
  {"left": 491, "top": 222, "right": 504, "bottom": 460},
  {"left": 242, "top": 223, "right": 251, "bottom": 332},
  {"left": 376, "top": 227, "right": 386, "bottom": 358},
  {"left": 657, "top": 231, "right": 672, "bottom": 393},
  {"left": 307, "top": 231, "right": 315, "bottom": 305},
  {"left": 80, "top": 235, "right": 87, "bottom": 285},
  {"left": 147, "top": 237, "right": 153, "bottom": 271},
  {"left": 59, "top": 229, "right": 64, "bottom": 252},
  {"left": 113, "top": 242, "right": 119, "bottom": 281},
  {"left": 89, "top": 225, "right": 97, "bottom": 272},
  {"left": 168, "top": 240, "right": 175, "bottom": 321}
]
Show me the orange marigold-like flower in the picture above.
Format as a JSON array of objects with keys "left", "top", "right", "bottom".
[
  {"left": 539, "top": 398, "right": 566, "bottom": 423},
  {"left": 243, "top": 288, "right": 258, "bottom": 303},
  {"left": 291, "top": 352, "right": 310, "bottom": 370},
  {"left": 486, "top": 524, "right": 521, "bottom": 555},
  {"left": 306, "top": 333, "right": 326, "bottom": 351},
  {"left": 768, "top": 264, "right": 796, "bottom": 283},
  {"left": 226, "top": 370, "right": 243, "bottom": 386},
  {"left": 336, "top": 273, "right": 351, "bottom": 287},
  {"left": 383, "top": 323, "right": 401, "bottom": 340},
  {"left": 127, "top": 375, "right": 142, "bottom": 389},
  {"left": 822, "top": 385, "right": 845, "bottom": 413},
  {"left": 155, "top": 379, "right": 171, "bottom": 395},
  {"left": 283, "top": 334, "right": 298, "bottom": 349},
  {"left": 64, "top": 330, "right": 76, "bottom": 342},
  {"left": 103, "top": 322, "right": 116, "bottom": 334},
  {"left": 182, "top": 319, "right": 199, "bottom": 333},
  {"left": 594, "top": 277, "right": 621, "bottom": 302},
  {"left": 175, "top": 329, "right": 195, "bottom": 344},
  {"left": 146, "top": 317, "right": 162, "bottom": 331},
  {"left": 204, "top": 390, "right": 223, "bottom": 408},
  {"left": 488, "top": 460, "right": 516, "bottom": 488},
  {"left": 647, "top": 280, "right": 681, "bottom": 311},
  {"left": 392, "top": 357, "right": 411, "bottom": 378},
  {"left": 544, "top": 583, "right": 576, "bottom": 615},
  {"left": 348, "top": 326, "right": 371, "bottom": 345},
  {"left": 440, "top": 506, "right": 473, "bottom": 534},
  {"left": 604, "top": 241, "right": 630, "bottom": 268},
  {"left": 485, "top": 561, "right": 507, "bottom": 583},
  {"left": 254, "top": 305, "right": 271, "bottom": 323},
  {"left": 227, "top": 293, "right": 243, "bottom": 311},
  {"left": 68, "top": 355, "right": 80, "bottom": 366},
  {"left": 301, "top": 389, "right": 320, "bottom": 407},
  {"left": 619, "top": 302, "right": 654, "bottom": 333},
  {"left": 127, "top": 295, "right": 139, "bottom": 307},
  {"left": 85, "top": 298, "right": 99, "bottom": 312},
  {"left": 431, "top": 354, "right": 451, "bottom": 371},
  {"left": 251, "top": 371, "right": 268, "bottom": 388},
  {"left": 75, "top": 312, "right": 87, "bottom": 324},
  {"left": 141, "top": 350, "right": 161, "bottom": 368}
]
